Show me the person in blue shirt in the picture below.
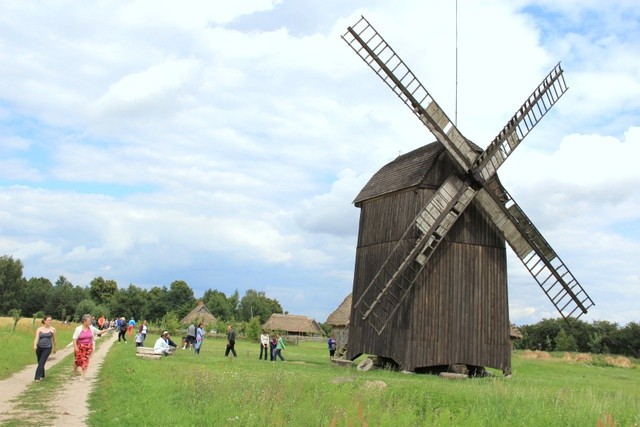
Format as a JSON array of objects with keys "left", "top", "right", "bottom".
[
  {"left": 127, "top": 317, "right": 136, "bottom": 337},
  {"left": 328, "top": 335, "right": 337, "bottom": 359}
]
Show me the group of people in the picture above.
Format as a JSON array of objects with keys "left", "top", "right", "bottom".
[
  {"left": 180, "top": 323, "right": 236, "bottom": 357},
  {"left": 92, "top": 316, "right": 151, "bottom": 346},
  {"left": 33, "top": 313, "right": 113, "bottom": 382},
  {"left": 181, "top": 322, "right": 206, "bottom": 354},
  {"left": 259, "top": 331, "right": 287, "bottom": 361},
  {"left": 32, "top": 315, "right": 333, "bottom": 383},
  {"left": 153, "top": 330, "right": 178, "bottom": 356}
]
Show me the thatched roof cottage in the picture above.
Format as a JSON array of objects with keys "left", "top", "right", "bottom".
[
  {"left": 262, "top": 313, "right": 324, "bottom": 337},
  {"left": 181, "top": 302, "right": 217, "bottom": 325}
]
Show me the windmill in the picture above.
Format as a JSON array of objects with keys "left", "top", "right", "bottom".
[{"left": 342, "top": 16, "right": 594, "bottom": 375}]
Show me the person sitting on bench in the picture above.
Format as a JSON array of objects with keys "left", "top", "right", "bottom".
[{"left": 153, "top": 331, "right": 176, "bottom": 356}]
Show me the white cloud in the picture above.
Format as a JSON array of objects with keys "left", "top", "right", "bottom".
[{"left": 0, "top": 0, "right": 638, "bottom": 325}]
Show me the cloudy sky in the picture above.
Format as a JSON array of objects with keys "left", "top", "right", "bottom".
[{"left": 0, "top": 0, "right": 638, "bottom": 326}]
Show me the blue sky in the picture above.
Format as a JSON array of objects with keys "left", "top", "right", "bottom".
[{"left": 1, "top": 0, "right": 638, "bottom": 326}]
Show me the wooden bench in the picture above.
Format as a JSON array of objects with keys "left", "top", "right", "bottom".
[{"left": 135, "top": 347, "right": 162, "bottom": 360}]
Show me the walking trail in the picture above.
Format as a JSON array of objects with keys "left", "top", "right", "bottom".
[{"left": 0, "top": 334, "right": 117, "bottom": 426}]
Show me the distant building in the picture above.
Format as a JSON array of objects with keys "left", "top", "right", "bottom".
[
  {"left": 325, "top": 293, "right": 352, "bottom": 356},
  {"left": 181, "top": 302, "right": 217, "bottom": 326},
  {"left": 262, "top": 313, "right": 324, "bottom": 337}
]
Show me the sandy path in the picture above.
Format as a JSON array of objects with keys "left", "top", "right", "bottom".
[{"left": 0, "top": 334, "right": 118, "bottom": 426}]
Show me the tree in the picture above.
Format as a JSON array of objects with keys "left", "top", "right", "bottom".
[
  {"left": 8, "top": 308, "right": 21, "bottom": 331},
  {"left": 32, "top": 310, "right": 45, "bottom": 327},
  {"left": 520, "top": 318, "right": 562, "bottom": 351},
  {"left": 45, "top": 276, "right": 78, "bottom": 321},
  {"left": 21, "top": 277, "right": 53, "bottom": 317},
  {"left": 589, "top": 320, "right": 618, "bottom": 354},
  {"left": 146, "top": 286, "right": 168, "bottom": 322},
  {"left": 93, "top": 304, "right": 111, "bottom": 319},
  {"left": 563, "top": 317, "right": 592, "bottom": 353},
  {"left": 555, "top": 328, "right": 578, "bottom": 352},
  {"left": 160, "top": 311, "right": 181, "bottom": 335},
  {"left": 89, "top": 276, "right": 118, "bottom": 306},
  {"left": 239, "top": 289, "right": 283, "bottom": 323},
  {"left": 75, "top": 299, "right": 97, "bottom": 321},
  {"left": 166, "top": 280, "right": 195, "bottom": 318},
  {"left": 203, "top": 289, "right": 233, "bottom": 320},
  {"left": 109, "top": 284, "right": 148, "bottom": 321},
  {"left": 228, "top": 290, "right": 240, "bottom": 320},
  {"left": 245, "top": 316, "right": 261, "bottom": 342},
  {"left": 614, "top": 322, "right": 640, "bottom": 358},
  {"left": 0, "top": 255, "right": 26, "bottom": 314}
]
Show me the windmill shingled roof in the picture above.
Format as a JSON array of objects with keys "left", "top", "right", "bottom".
[
  {"left": 353, "top": 142, "right": 444, "bottom": 204},
  {"left": 353, "top": 140, "right": 483, "bottom": 204}
]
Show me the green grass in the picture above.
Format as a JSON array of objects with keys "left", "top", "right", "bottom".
[
  {"left": 88, "top": 340, "right": 640, "bottom": 427},
  {"left": 2, "top": 320, "right": 639, "bottom": 426},
  {"left": 0, "top": 317, "right": 74, "bottom": 380}
]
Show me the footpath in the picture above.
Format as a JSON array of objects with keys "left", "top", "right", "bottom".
[{"left": 0, "top": 333, "right": 118, "bottom": 426}]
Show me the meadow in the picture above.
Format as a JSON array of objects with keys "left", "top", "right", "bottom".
[{"left": 1, "top": 318, "right": 639, "bottom": 426}]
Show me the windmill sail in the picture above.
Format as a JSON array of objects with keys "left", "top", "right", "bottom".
[
  {"left": 472, "top": 63, "right": 568, "bottom": 183},
  {"left": 475, "top": 188, "right": 594, "bottom": 319},
  {"left": 343, "top": 15, "right": 593, "bottom": 336},
  {"left": 342, "top": 16, "right": 478, "bottom": 172}
]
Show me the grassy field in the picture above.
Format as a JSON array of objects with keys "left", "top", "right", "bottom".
[
  {"left": 2, "top": 318, "right": 639, "bottom": 426},
  {"left": 0, "top": 317, "right": 75, "bottom": 380}
]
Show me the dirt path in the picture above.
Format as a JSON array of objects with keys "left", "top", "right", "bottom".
[{"left": 0, "top": 334, "right": 118, "bottom": 426}]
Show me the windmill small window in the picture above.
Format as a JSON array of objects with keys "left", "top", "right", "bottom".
[{"left": 342, "top": 16, "right": 594, "bottom": 376}]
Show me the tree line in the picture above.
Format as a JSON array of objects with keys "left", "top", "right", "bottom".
[
  {"left": 515, "top": 317, "right": 640, "bottom": 358},
  {"left": 0, "top": 255, "right": 284, "bottom": 325}
]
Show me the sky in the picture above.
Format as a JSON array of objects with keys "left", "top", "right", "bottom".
[{"left": 0, "top": 0, "right": 638, "bottom": 326}]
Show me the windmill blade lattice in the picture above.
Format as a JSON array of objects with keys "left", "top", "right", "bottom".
[
  {"left": 344, "top": 15, "right": 594, "bottom": 334},
  {"left": 472, "top": 64, "right": 568, "bottom": 183},
  {"left": 475, "top": 188, "right": 595, "bottom": 319},
  {"left": 342, "top": 16, "right": 478, "bottom": 172}
]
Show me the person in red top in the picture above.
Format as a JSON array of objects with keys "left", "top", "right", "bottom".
[{"left": 97, "top": 315, "right": 105, "bottom": 330}]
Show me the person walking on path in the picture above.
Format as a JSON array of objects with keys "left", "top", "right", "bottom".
[
  {"left": 73, "top": 314, "right": 112, "bottom": 381},
  {"left": 194, "top": 322, "right": 205, "bottom": 355},
  {"left": 259, "top": 331, "right": 270, "bottom": 360},
  {"left": 33, "top": 315, "right": 57, "bottom": 382},
  {"left": 117, "top": 317, "right": 128, "bottom": 343},
  {"left": 225, "top": 325, "right": 237, "bottom": 357},
  {"left": 127, "top": 317, "right": 136, "bottom": 336},
  {"left": 274, "top": 334, "right": 286, "bottom": 362}
]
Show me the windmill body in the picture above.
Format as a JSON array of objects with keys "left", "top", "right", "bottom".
[
  {"left": 342, "top": 16, "right": 594, "bottom": 374},
  {"left": 349, "top": 142, "right": 511, "bottom": 373}
]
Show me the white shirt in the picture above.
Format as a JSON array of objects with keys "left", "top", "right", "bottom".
[
  {"left": 260, "top": 333, "right": 269, "bottom": 346},
  {"left": 154, "top": 337, "right": 171, "bottom": 354}
]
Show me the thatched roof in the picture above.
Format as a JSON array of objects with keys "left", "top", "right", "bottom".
[
  {"left": 510, "top": 324, "right": 523, "bottom": 340},
  {"left": 263, "top": 314, "right": 324, "bottom": 336},
  {"left": 326, "top": 293, "right": 352, "bottom": 326},
  {"left": 181, "top": 302, "right": 217, "bottom": 324}
]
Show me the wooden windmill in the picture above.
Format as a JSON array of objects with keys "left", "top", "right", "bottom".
[{"left": 342, "top": 16, "right": 594, "bottom": 374}]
